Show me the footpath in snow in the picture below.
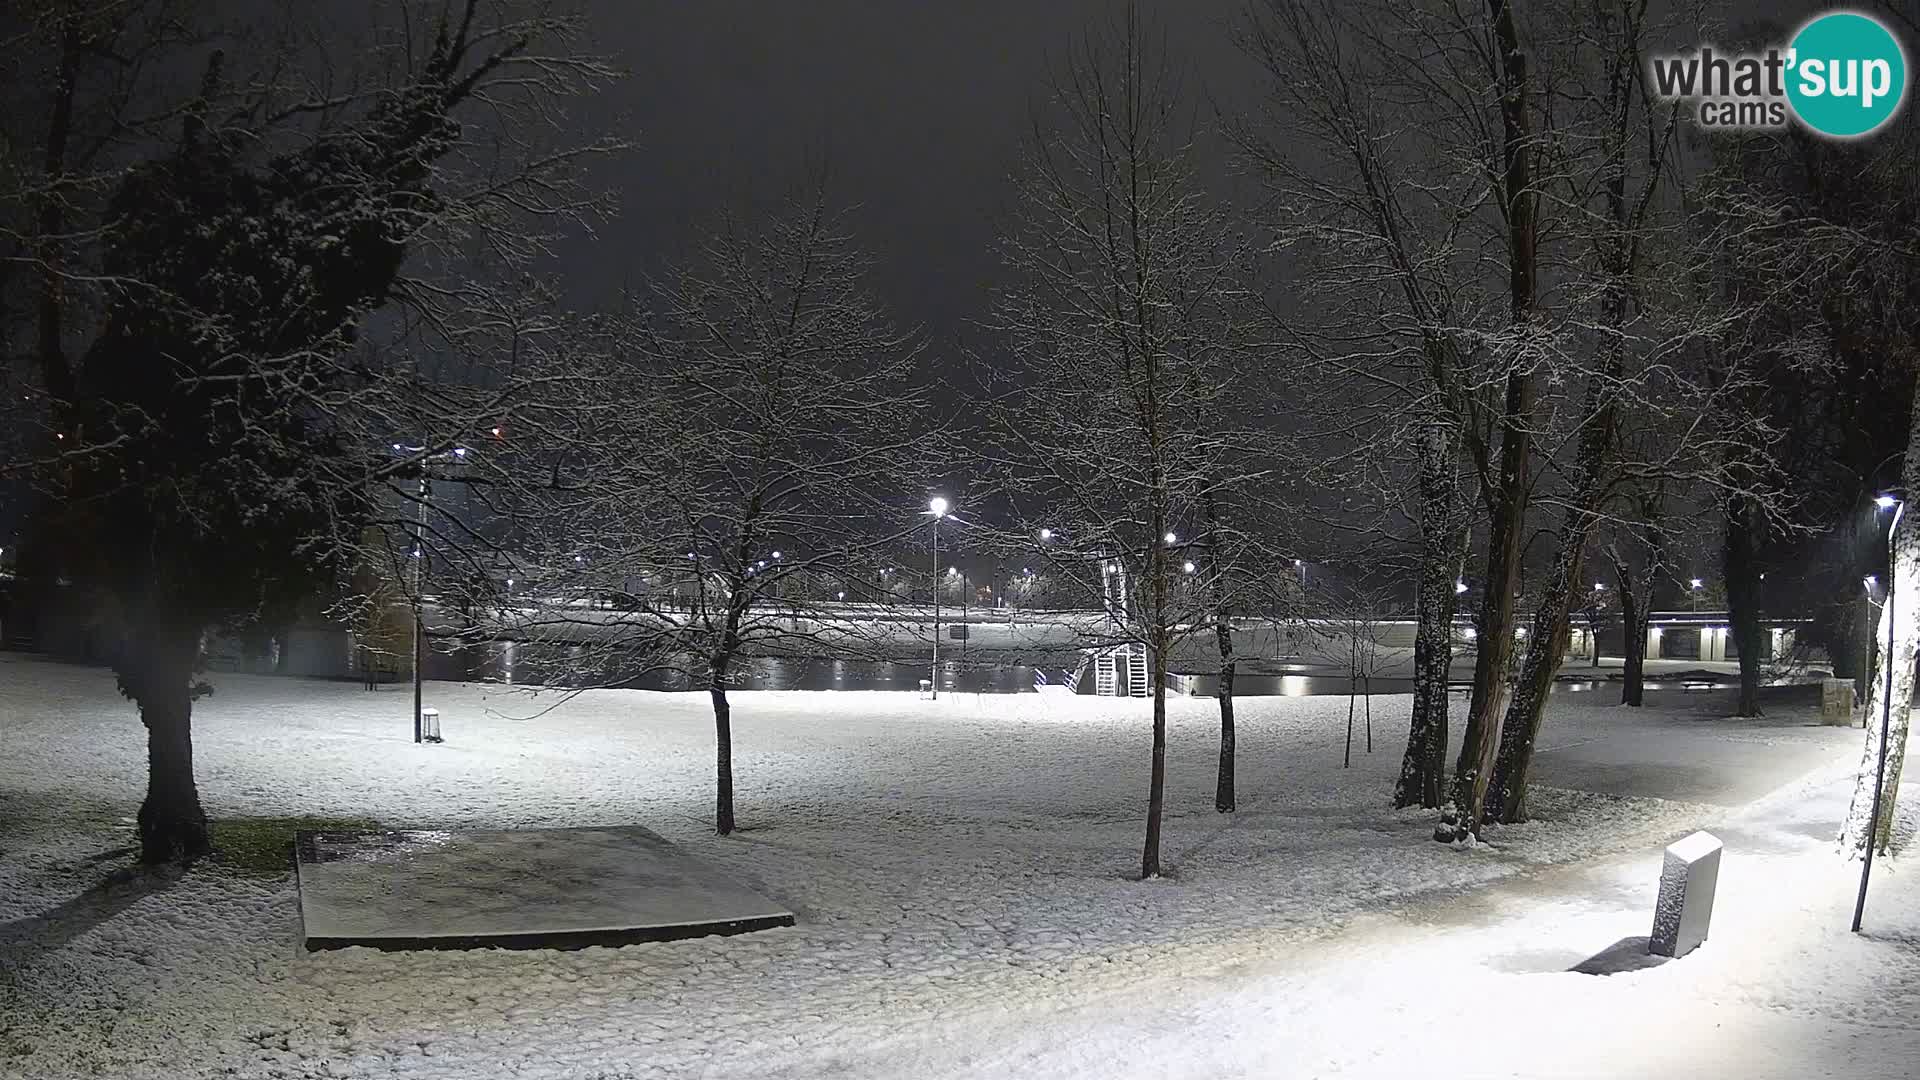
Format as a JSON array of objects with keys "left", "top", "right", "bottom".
[{"left": 0, "top": 653, "right": 1910, "bottom": 1078}]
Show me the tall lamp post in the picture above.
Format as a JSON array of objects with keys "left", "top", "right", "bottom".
[
  {"left": 396, "top": 443, "right": 466, "bottom": 743},
  {"left": 925, "top": 496, "right": 949, "bottom": 699},
  {"left": 1855, "top": 494, "right": 1904, "bottom": 932}
]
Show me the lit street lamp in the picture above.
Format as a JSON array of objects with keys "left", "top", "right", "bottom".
[
  {"left": 1856, "top": 494, "right": 1904, "bottom": 932},
  {"left": 924, "top": 496, "right": 949, "bottom": 699}
]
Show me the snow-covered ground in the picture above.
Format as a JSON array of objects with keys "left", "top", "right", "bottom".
[{"left": 1, "top": 653, "right": 1910, "bottom": 1078}]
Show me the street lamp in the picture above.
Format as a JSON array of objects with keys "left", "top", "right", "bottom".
[
  {"left": 395, "top": 443, "right": 467, "bottom": 744},
  {"left": 1689, "top": 577, "right": 1703, "bottom": 612},
  {"left": 1165, "top": 531, "right": 1178, "bottom": 545},
  {"left": 1038, "top": 527, "right": 1053, "bottom": 542},
  {"left": 1856, "top": 494, "right": 1905, "bottom": 932},
  {"left": 1183, "top": 560, "right": 1196, "bottom": 574},
  {"left": 1294, "top": 558, "right": 1306, "bottom": 587},
  {"left": 924, "top": 497, "right": 950, "bottom": 699},
  {"left": 1456, "top": 580, "right": 1469, "bottom": 594}
]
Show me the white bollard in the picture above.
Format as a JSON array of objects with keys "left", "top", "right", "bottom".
[{"left": 1650, "top": 830, "right": 1722, "bottom": 958}]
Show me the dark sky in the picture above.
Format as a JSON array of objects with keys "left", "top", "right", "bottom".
[{"left": 568, "top": 1, "right": 1255, "bottom": 347}]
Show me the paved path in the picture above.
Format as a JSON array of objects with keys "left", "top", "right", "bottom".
[
  {"left": 825, "top": 709, "right": 1915, "bottom": 1079},
  {"left": 1525, "top": 687, "right": 1859, "bottom": 806}
]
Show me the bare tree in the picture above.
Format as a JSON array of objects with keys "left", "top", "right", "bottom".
[
  {"left": 1232, "top": 0, "right": 1539, "bottom": 824},
  {"left": 983, "top": 6, "right": 1269, "bottom": 877},
  {"left": 520, "top": 192, "right": 927, "bottom": 836}
]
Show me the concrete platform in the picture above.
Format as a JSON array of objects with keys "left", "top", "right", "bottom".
[{"left": 294, "top": 825, "right": 794, "bottom": 951}]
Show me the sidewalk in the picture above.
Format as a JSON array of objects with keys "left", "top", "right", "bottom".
[{"left": 822, "top": 760, "right": 1920, "bottom": 1079}]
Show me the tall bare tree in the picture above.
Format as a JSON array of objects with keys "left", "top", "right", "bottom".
[
  {"left": 985, "top": 7, "right": 1268, "bottom": 877},
  {"left": 522, "top": 192, "right": 927, "bottom": 836}
]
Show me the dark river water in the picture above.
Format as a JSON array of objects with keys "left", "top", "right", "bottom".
[{"left": 422, "top": 641, "right": 1740, "bottom": 697}]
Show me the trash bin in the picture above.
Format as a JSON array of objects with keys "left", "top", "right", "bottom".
[
  {"left": 918, "top": 679, "right": 933, "bottom": 700},
  {"left": 420, "top": 707, "right": 443, "bottom": 742}
]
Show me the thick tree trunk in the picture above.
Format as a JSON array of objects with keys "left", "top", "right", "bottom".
[
  {"left": 1620, "top": 575, "right": 1649, "bottom": 707},
  {"left": 121, "top": 622, "right": 210, "bottom": 865},
  {"left": 1450, "top": 379, "right": 1529, "bottom": 837},
  {"left": 1844, "top": 402, "right": 1920, "bottom": 857},
  {"left": 1486, "top": 534, "right": 1584, "bottom": 823},
  {"left": 710, "top": 647, "right": 736, "bottom": 836},
  {"left": 1397, "top": 421, "right": 1462, "bottom": 808},
  {"left": 1725, "top": 494, "right": 1765, "bottom": 716},
  {"left": 1448, "top": 0, "right": 1537, "bottom": 841}
]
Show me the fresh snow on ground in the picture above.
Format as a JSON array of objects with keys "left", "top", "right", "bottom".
[{"left": 1, "top": 653, "right": 1911, "bottom": 1078}]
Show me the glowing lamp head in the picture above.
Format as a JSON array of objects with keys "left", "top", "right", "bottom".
[
  {"left": 1876, "top": 495, "right": 1900, "bottom": 509},
  {"left": 1039, "top": 528, "right": 1053, "bottom": 541},
  {"left": 929, "top": 496, "right": 949, "bottom": 518}
]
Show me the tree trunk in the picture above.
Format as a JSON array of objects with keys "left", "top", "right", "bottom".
[
  {"left": 1450, "top": 378, "right": 1530, "bottom": 836},
  {"left": 1143, "top": 494, "right": 1170, "bottom": 879},
  {"left": 1725, "top": 493, "right": 1765, "bottom": 716},
  {"left": 1397, "top": 420, "right": 1461, "bottom": 808},
  {"left": 1486, "top": 532, "right": 1584, "bottom": 823},
  {"left": 1448, "top": 0, "right": 1537, "bottom": 841},
  {"left": 1345, "top": 690, "right": 1356, "bottom": 768},
  {"left": 1143, "top": 628, "right": 1169, "bottom": 879},
  {"left": 1843, "top": 400, "right": 1920, "bottom": 857},
  {"left": 1620, "top": 572, "right": 1649, "bottom": 707},
  {"left": 710, "top": 647, "right": 736, "bottom": 836},
  {"left": 1204, "top": 487, "right": 1237, "bottom": 813},
  {"left": 120, "top": 621, "right": 210, "bottom": 865}
]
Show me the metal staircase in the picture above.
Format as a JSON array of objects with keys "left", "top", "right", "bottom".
[
  {"left": 1091, "top": 642, "right": 1151, "bottom": 697},
  {"left": 1125, "top": 642, "right": 1149, "bottom": 697}
]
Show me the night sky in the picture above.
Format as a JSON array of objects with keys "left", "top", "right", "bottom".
[{"left": 569, "top": 1, "right": 1254, "bottom": 347}]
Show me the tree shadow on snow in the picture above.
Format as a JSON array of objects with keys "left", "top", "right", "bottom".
[{"left": 0, "top": 866, "right": 180, "bottom": 954}]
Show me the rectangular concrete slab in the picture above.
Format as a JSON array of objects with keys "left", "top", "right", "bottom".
[{"left": 295, "top": 825, "right": 793, "bottom": 950}]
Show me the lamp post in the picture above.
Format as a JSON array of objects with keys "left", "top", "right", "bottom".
[
  {"left": 396, "top": 443, "right": 467, "bottom": 744},
  {"left": 925, "top": 497, "right": 949, "bottom": 699},
  {"left": 1689, "top": 577, "right": 1703, "bottom": 612},
  {"left": 1855, "top": 494, "right": 1903, "bottom": 932}
]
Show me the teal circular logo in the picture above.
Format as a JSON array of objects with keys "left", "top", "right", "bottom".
[{"left": 1786, "top": 12, "right": 1908, "bottom": 138}]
